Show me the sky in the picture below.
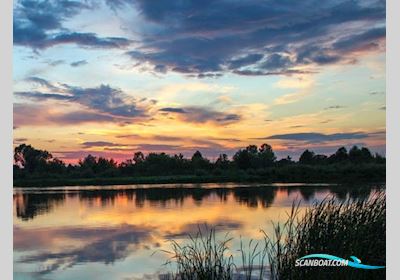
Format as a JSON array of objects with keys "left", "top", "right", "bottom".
[{"left": 13, "top": 0, "right": 386, "bottom": 163}]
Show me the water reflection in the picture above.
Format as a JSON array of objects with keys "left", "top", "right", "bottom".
[
  {"left": 14, "top": 184, "right": 383, "bottom": 221},
  {"left": 15, "top": 224, "right": 156, "bottom": 274},
  {"left": 13, "top": 183, "right": 384, "bottom": 280},
  {"left": 14, "top": 192, "right": 66, "bottom": 221}
]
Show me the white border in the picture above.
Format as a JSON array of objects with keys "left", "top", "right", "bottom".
[
  {"left": 386, "top": 0, "right": 400, "bottom": 278},
  {"left": 1, "top": 0, "right": 399, "bottom": 279},
  {"left": 0, "top": 0, "right": 13, "bottom": 279}
]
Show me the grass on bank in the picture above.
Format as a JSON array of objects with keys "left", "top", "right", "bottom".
[
  {"left": 14, "top": 163, "right": 386, "bottom": 187},
  {"left": 161, "top": 191, "right": 385, "bottom": 280}
]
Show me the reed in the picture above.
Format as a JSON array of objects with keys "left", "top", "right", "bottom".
[{"left": 162, "top": 191, "right": 385, "bottom": 280}]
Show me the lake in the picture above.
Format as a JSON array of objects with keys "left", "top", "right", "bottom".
[{"left": 13, "top": 183, "right": 384, "bottom": 280}]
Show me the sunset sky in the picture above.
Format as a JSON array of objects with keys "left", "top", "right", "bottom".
[{"left": 13, "top": 0, "right": 386, "bottom": 163}]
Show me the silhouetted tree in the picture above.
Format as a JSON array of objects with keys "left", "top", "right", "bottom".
[
  {"left": 329, "top": 147, "right": 348, "bottom": 163},
  {"left": 349, "top": 146, "right": 374, "bottom": 164},
  {"left": 374, "top": 153, "right": 386, "bottom": 164},
  {"left": 276, "top": 156, "right": 294, "bottom": 166},
  {"left": 13, "top": 143, "right": 385, "bottom": 183},
  {"left": 14, "top": 144, "right": 53, "bottom": 173},
  {"left": 133, "top": 151, "right": 145, "bottom": 164},
  {"left": 191, "top": 151, "right": 210, "bottom": 170},
  {"left": 313, "top": 154, "right": 328, "bottom": 165},
  {"left": 258, "top": 143, "right": 276, "bottom": 167},
  {"left": 299, "top": 150, "right": 315, "bottom": 165},
  {"left": 215, "top": 154, "right": 230, "bottom": 169},
  {"left": 233, "top": 148, "right": 252, "bottom": 169}
]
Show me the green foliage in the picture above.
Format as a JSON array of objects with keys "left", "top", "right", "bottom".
[{"left": 13, "top": 143, "right": 385, "bottom": 186}]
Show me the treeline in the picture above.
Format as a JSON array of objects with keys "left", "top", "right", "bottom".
[{"left": 13, "top": 143, "right": 385, "bottom": 185}]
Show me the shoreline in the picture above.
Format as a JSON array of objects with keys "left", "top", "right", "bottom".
[{"left": 13, "top": 174, "right": 386, "bottom": 188}]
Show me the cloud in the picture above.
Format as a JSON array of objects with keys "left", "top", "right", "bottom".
[
  {"left": 13, "top": 103, "right": 130, "bottom": 127},
  {"left": 120, "top": 0, "right": 385, "bottom": 77},
  {"left": 15, "top": 78, "right": 149, "bottom": 119},
  {"left": 324, "top": 105, "right": 346, "bottom": 110},
  {"left": 274, "top": 91, "right": 310, "bottom": 105},
  {"left": 159, "top": 107, "right": 186, "bottom": 114},
  {"left": 81, "top": 141, "right": 122, "bottom": 148},
  {"left": 258, "top": 132, "right": 371, "bottom": 143},
  {"left": 369, "top": 91, "right": 385, "bottom": 95},
  {"left": 70, "top": 60, "right": 88, "bottom": 67},
  {"left": 14, "top": 138, "right": 28, "bottom": 144},
  {"left": 13, "top": 0, "right": 131, "bottom": 50},
  {"left": 47, "top": 59, "right": 65, "bottom": 66},
  {"left": 26, "top": 76, "right": 59, "bottom": 91},
  {"left": 332, "top": 27, "right": 385, "bottom": 52},
  {"left": 228, "top": 54, "right": 264, "bottom": 69},
  {"left": 159, "top": 106, "right": 241, "bottom": 125}
]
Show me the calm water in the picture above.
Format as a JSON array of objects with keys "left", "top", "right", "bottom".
[{"left": 13, "top": 183, "right": 384, "bottom": 280}]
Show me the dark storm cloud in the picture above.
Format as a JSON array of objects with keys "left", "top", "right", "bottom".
[
  {"left": 70, "top": 60, "right": 88, "bottom": 67},
  {"left": 15, "top": 78, "right": 148, "bottom": 119},
  {"left": 258, "top": 132, "right": 370, "bottom": 143},
  {"left": 160, "top": 106, "right": 241, "bottom": 125},
  {"left": 121, "top": 0, "right": 385, "bottom": 77},
  {"left": 13, "top": 0, "right": 131, "bottom": 50}
]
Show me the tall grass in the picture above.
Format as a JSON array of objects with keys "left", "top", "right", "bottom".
[
  {"left": 264, "top": 191, "right": 386, "bottom": 280},
  {"left": 162, "top": 191, "right": 385, "bottom": 280},
  {"left": 161, "top": 226, "right": 235, "bottom": 280}
]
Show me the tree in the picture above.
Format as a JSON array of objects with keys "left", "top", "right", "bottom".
[
  {"left": 79, "top": 154, "right": 97, "bottom": 169},
  {"left": 329, "top": 147, "right": 348, "bottom": 163},
  {"left": 360, "top": 147, "right": 373, "bottom": 162},
  {"left": 246, "top": 145, "right": 258, "bottom": 155},
  {"left": 299, "top": 150, "right": 315, "bottom": 165},
  {"left": 233, "top": 149, "right": 252, "bottom": 169},
  {"left": 215, "top": 153, "right": 230, "bottom": 169},
  {"left": 349, "top": 146, "right": 373, "bottom": 164},
  {"left": 277, "top": 156, "right": 294, "bottom": 166},
  {"left": 133, "top": 151, "right": 145, "bottom": 164},
  {"left": 191, "top": 151, "right": 210, "bottom": 170},
  {"left": 46, "top": 158, "right": 66, "bottom": 173},
  {"left": 374, "top": 153, "right": 385, "bottom": 164},
  {"left": 258, "top": 143, "right": 276, "bottom": 167},
  {"left": 14, "top": 144, "right": 53, "bottom": 173},
  {"left": 191, "top": 151, "right": 203, "bottom": 161},
  {"left": 313, "top": 154, "right": 328, "bottom": 165}
]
